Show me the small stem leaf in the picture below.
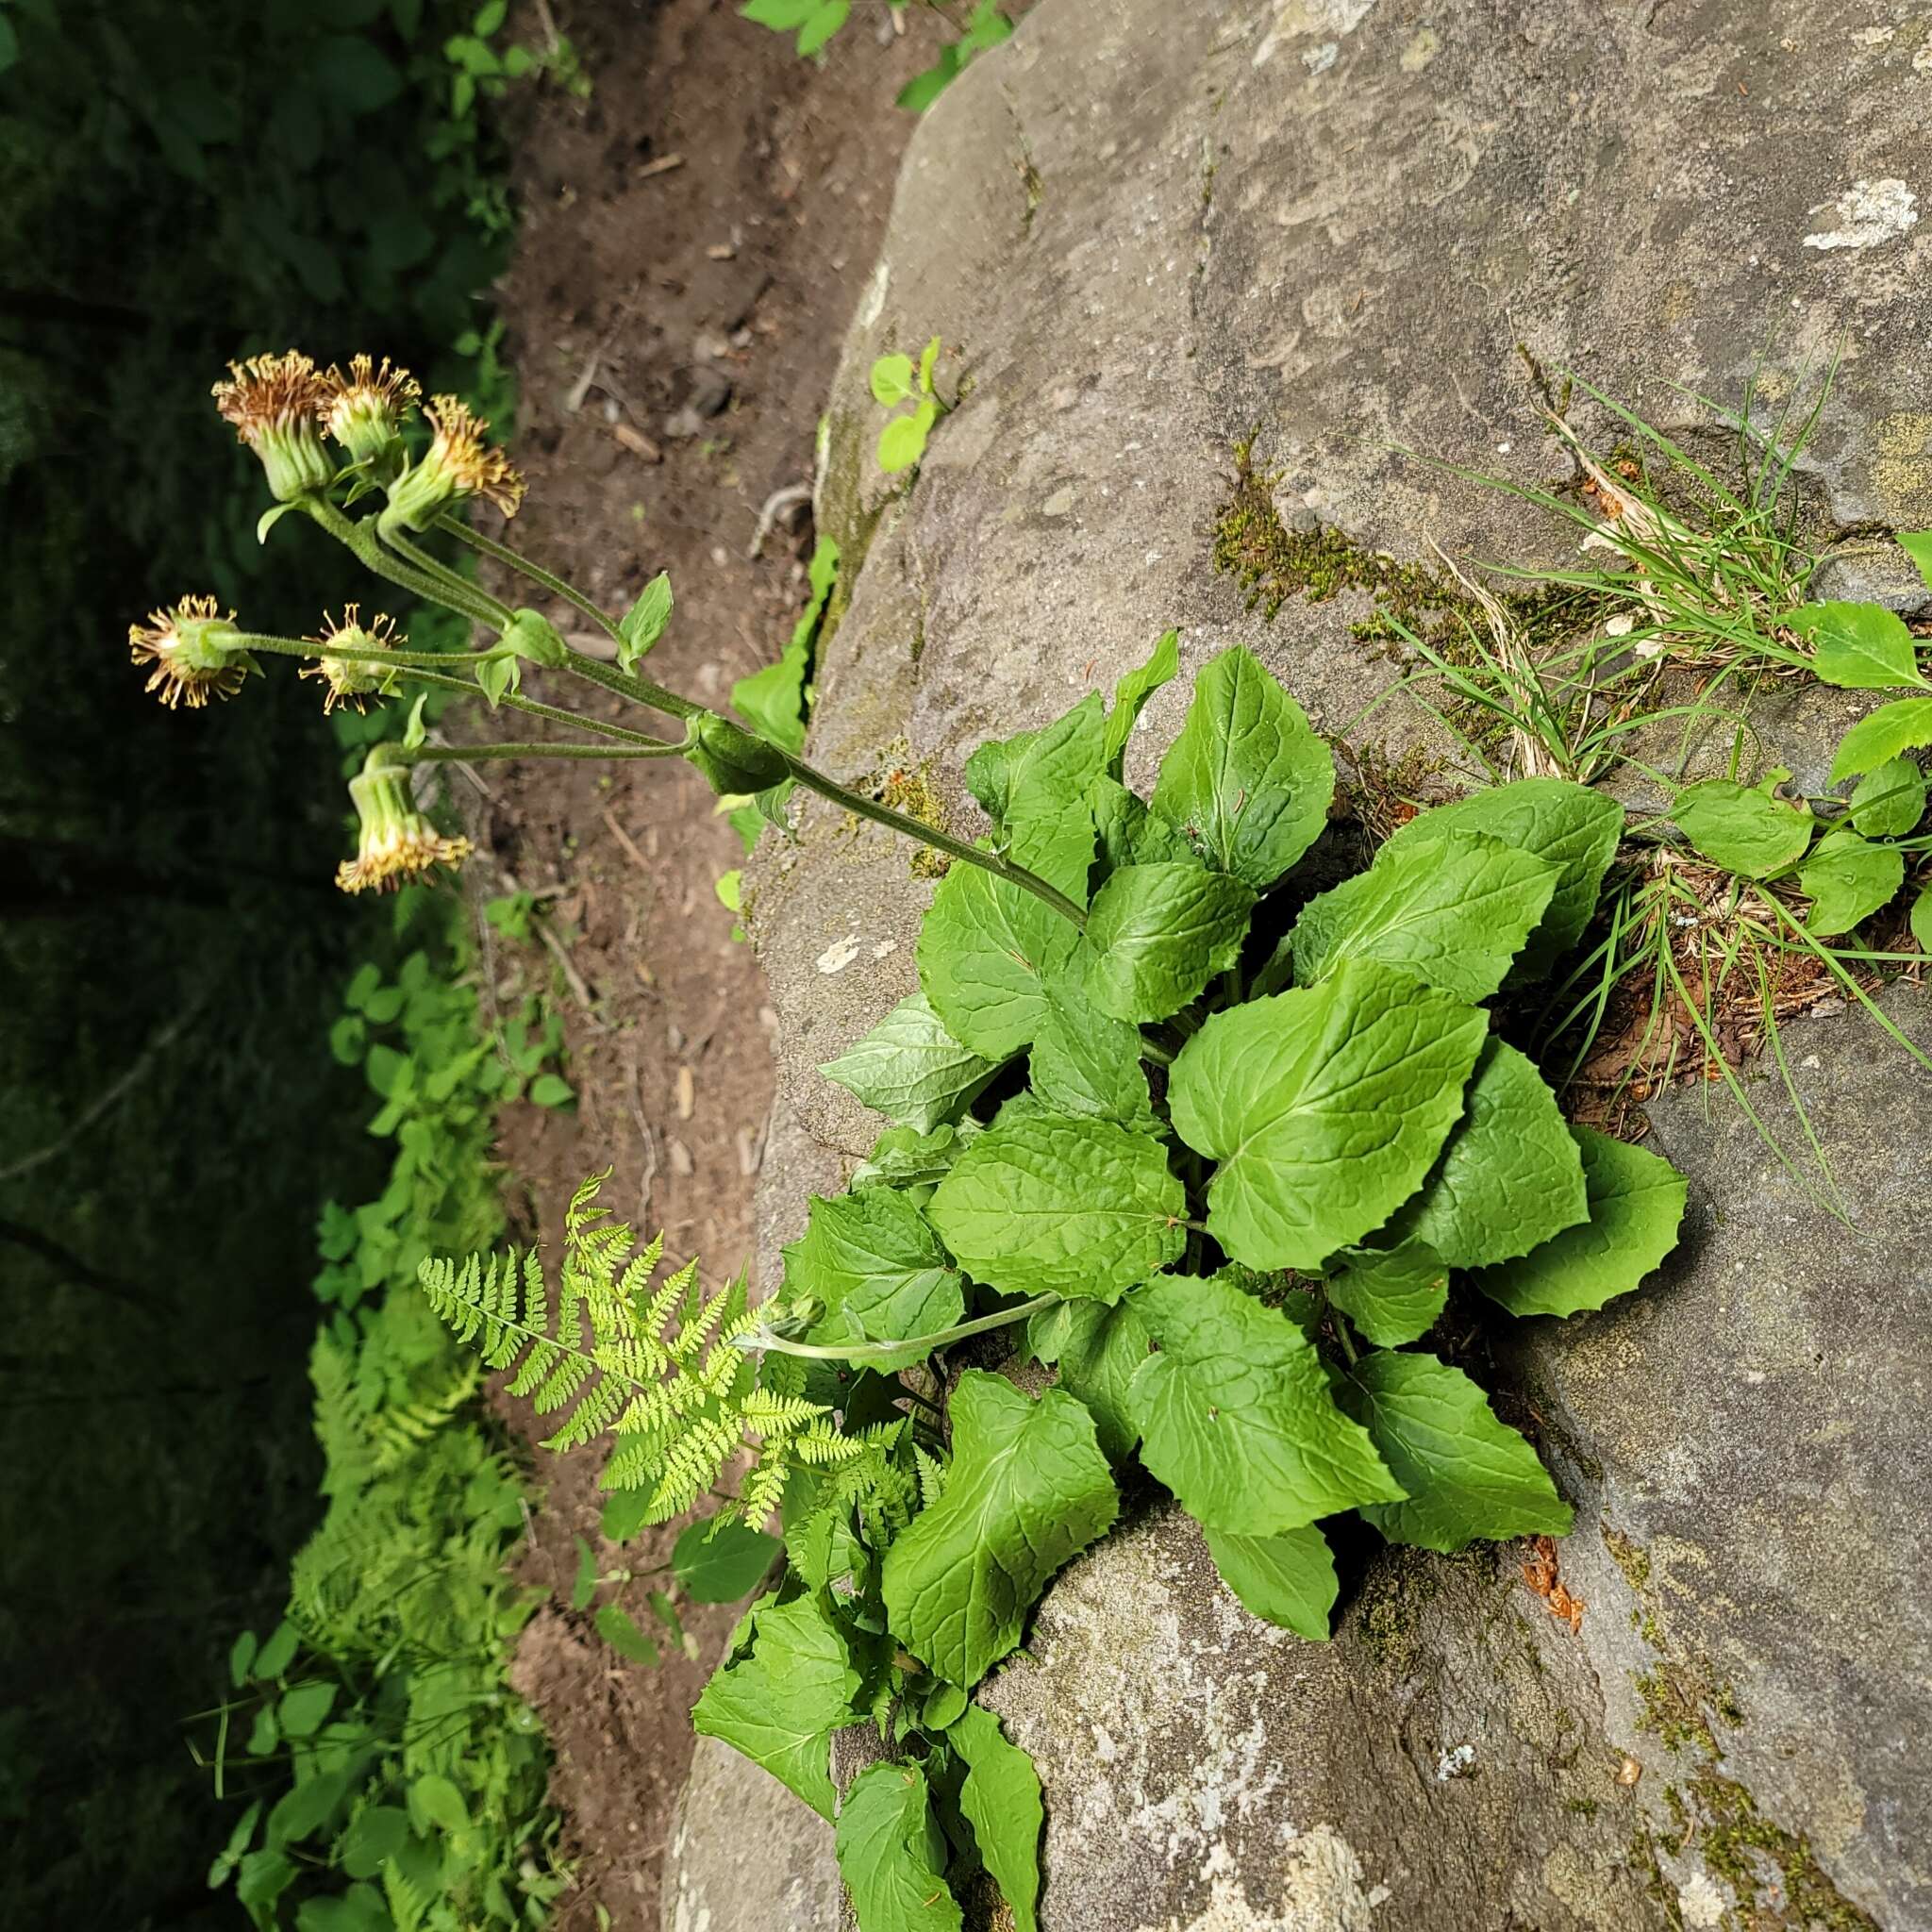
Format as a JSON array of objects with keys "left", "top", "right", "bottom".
[
  {"left": 1128, "top": 1271, "right": 1402, "bottom": 1535},
  {"left": 1281, "top": 828, "right": 1557, "bottom": 1002},
  {"left": 870, "top": 353, "right": 917, "bottom": 408},
  {"left": 819, "top": 992, "right": 1004, "bottom": 1134},
  {"left": 1082, "top": 862, "right": 1255, "bottom": 1022},
  {"left": 1373, "top": 777, "right": 1624, "bottom": 980},
  {"left": 1169, "top": 960, "right": 1487, "bottom": 1272},
  {"left": 1471, "top": 1127, "right": 1687, "bottom": 1318},
  {"left": 1149, "top": 645, "right": 1335, "bottom": 891},
  {"left": 881, "top": 1372, "right": 1118, "bottom": 1687},
  {"left": 1387, "top": 1041, "right": 1588, "bottom": 1268},
  {"left": 916, "top": 863, "right": 1078, "bottom": 1060},
  {"left": 1787, "top": 600, "right": 1925, "bottom": 691},
  {"left": 927, "top": 1113, "right": 1185, "bottom": 1301},
  {"left": 617, "top": 572, "right": 674, "bottom": 673},
  {"left": 834, "top": 1761, "right": 963, "bottom": 1932},
  {"left": 1202, "top": 1524, "right": 1339, "bottom": 1641},
  {"left": 1323, "top": 1240, "right": 1449, "bottom": 1349},
  {"left": 593, "top": 1604, "right": 661, "bottom": 1667},
  {"left": 1829, "top": 697, "right": 1932, "bottom": 784},
  {"left": 1847, "top": 758, "right": 1926, "bottom": 839},
  {"left": 948, "top": 1705, "right": 1044, "bottom": 1932},
  {"left": 1670, "top": 778, "right": 1814, "bottom": 877},
  {"left": 1103, "top": 627, "right": 1181, "bottom": 774},
  {"left": 1796, "top": 827, "right": 1906, "bottom": 936},
  {"left": 1341, "top": 1350, "right": 1573, "bottom": 1552},
  {"left": 691, "top": 1595, "right": 860, "bottom": 1821}
]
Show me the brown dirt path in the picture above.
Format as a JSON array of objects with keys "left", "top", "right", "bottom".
[{"left": 465, "top": 5, "right": 938, "bottom": 1924}]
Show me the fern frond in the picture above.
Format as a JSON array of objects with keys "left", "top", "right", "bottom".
[{"left": 914, "top": 1445, "right": 948, "bottom": 1512}]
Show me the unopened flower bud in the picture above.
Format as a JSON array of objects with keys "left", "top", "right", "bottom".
[
  {"left": 336, "top": 759, "right": 471, "bottom": 894},
  {"left": 319, "top": 355, "right": 420, "bottom": 475},
  {"left": 212, "top": 351, "right": 335, "bottom": 501},
  {"left": 300, "top": 606, "right": 404, "bottom": 714},
  {"left": 380, "top": 394, "right": 525, "bottom": 534},
  {"left": 127, "top": 595, "right": 257, "bottom": 709}
]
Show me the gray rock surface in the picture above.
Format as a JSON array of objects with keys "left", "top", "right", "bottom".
[{"left": 669, "top": 1, "right": 1932, "bottom": 1925}]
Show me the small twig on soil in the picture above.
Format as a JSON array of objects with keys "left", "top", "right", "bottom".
[
  {"left": 637, "top": 152, "right": 685, "bottom": 180},
  {"left": 600, "top": 806, "right": 652, "bottom": 874},
  {"left": 747, "top": 482, "right": 813, "bottom": 558}
]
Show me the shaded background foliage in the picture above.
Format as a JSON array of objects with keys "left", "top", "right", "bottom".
[{"left": 0, "top": 0, "right": 517, "bottom": 1920}]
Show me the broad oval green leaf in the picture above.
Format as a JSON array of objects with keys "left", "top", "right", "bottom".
[
  {"left": 673, "top": 1516, "right": 782, "bottom": 1604},
  {"left": 783, "top": 1188, "right": 960, "bottom": 1368},
  {"left": 1797, "top": 827, "right": 1906, "bottom": 936},
  {"left": 1788, "top": 600, "right": 1924, "bottom": 691},
  {"left": 1127, "top": 1272, "right": 1403, "bottom": 1534},
  {"left": 927, "top": 1113, "right": 1184, "bottom": 1300},
  {"left": 1471, "top": 1126, "right": 1686, "bottom": 1318},
  {"left": 1203, "top": 1523, "right": 1339, "bottom": 1641},
  {"left": 820, "top": 992, "right": 1002, "bottom": 1134},
  {"left": 984, "top": 693, "right": 1107, "bottom": 902},
  {"left": 1847, "top": 758, "right": 1926, "bottom": 839},
  {"left": 1323, "top": 1238, "right": 1449, "bottom": 1349},
  {"left": 1389, "top": 1041, "right": 1588, "bottom": 1268},
  {"left": 834, "top": 1762, "right": 962, "bottom": 1932},
  {"left": 691, "top": 1594, "right": 859, "bottom": 1820},
  {"left": 276, "top": 1681, "right": 337, "bottom": 1739},
  {"left": 917, "top": 863, "right": 1074, "bottom": 1060},
  {"left": 1670, "top": 778, "right": 1813, "bottom": 878},
  {"left": 1169, "top": 960, "right": 1488, "bottom": 1271},
  {"left": 1282, "top": 828, "right": 1557, "bottom": 1000},
  {"left": 1341, "top": 1350, "right": 1573, "bottom": 1552},
  {"left": 1899, "top": 530, "right": 1932, "bottom": 591},
  {"left": 869, "top": 353, "right": 916, "bottom": 408},
  {"left": 1376, "top": 777, "right": 1624, "bottom": 979},
  {"left": 1829, "top": 696, "right": 1932, "bottom": 784},
  {"left": 881, "top": 1372, "right": 1118, "bottom": 1686},
  {"left": 1088, "top": 774, "right": 1199, "bottom": 883},
  {"left": 1027, "top": 959, "right": 1158, "bottom": 1131},
  {"left": 1150, "top": 645, "right": 1335, "bottom": 890},
  {"left": 950, "top": 1705, "right": 1044, "bottom": 1932},
  {"left": 1083, "top": 862, "right": 1256, "bottom": 1021}
]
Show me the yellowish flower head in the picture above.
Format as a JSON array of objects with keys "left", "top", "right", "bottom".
[
  {"left": 337, "top": 762, "right": 472, "bottom": 894},
  {"left": 320, "top": 355, "right": 421, "bottom": 470},
  {"left": 380, "top": 393, "right": 525, "bottom": 533},
  {"left": 300, "top": 606, "right": 404, "bottom": 715},
  {"left": 212, "top": 351, "right": 335, "bottom": 501},
  {"left": 127, "top": 595, "right": 256, "bottom": 709}
]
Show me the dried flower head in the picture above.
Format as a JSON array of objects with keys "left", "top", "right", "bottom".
[
  {"left": 319, "top": 355, "right": 421, "bottom": 470},
  {"left": 337, "top": 761, "right": 471, "bottom": 894},
  {"left": 380, "top": 393, "right": 525, "bottom": 532},
  {"left": 127, "top": 595, "right": 256, "bottom": 709},
  {"left": 212, "top": 351, "right": 336, "bottom": 501},
  {"left": 300, "top": 606, "right": 405, "bottom": 715}
]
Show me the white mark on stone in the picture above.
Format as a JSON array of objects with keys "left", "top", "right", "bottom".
[
  {"left": 871, "top": 939, "right": 898, "bottom": 960},
  {"left": 1803, "top": 178, "right": 1919, "bottom": 252},
  {"left": 1849, "top": 24, "right": 1895, "bottom": 46},
  {"left": 1398, "top": 25, "right": 1438, "bottom": 72},
  {"left": 1303, "top": 42, "right": 1339, "bottom": 74},
  {"left": 1170, "top": 1826, "right": 1384, "bottom": 1929},
  {"left": 815, "top": 935, "right": 862, "bottom": 974},
  {"left": 1435, "top": 1742, "right": 1476, "bottom": 1781},
  {"left": 1605, "top": 613, "right": 1635, "bottom": 637},
  {"left": 1041, "top": 485, "right": 1076, "bottom": 516},
  {"left": 858, "top": 258, "right": 890, "bottom": 328},
  {"left": 1252, "top": 0, "right": 1375, "bottom": 68},
  {"left": 1677, "top": 1872, "right": 1730, "bottom": 1927}
]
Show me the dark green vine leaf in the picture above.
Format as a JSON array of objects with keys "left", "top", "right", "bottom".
[
  {"left": 691, "top": 1594, "right": 859, "bottom": 1821},
  {"left": 1377, "top": 777, "right": 1624, "bottom": 978},
  {"left": 1829, "top": 697, "right": 1932, "bottom": 783},
  {"left": 882, "top": 1372, "right": 1118, "bottom": 1686},
  {"left": 1149, "top": 645, "right": 1335, "bottom": 891},
  {"left": 1390, "top": 1041, "right": 1587, "bottom": 1268},
  {"left": 1797, "top": 827, "right": 1906, "bottom": 936},
  {"left": 1788, "top": 600, "right": 1925, "bottom": 690},
  {"left": 1847, "top": 758, "right": 1926, "bottom": 839},
  {"left": 1323, "top": 1239, "right": 1448, "bottom": 1349},
  {"left": 672, "top": 1517, "right": 781, "bottom": 1604},
  {"left": 1169, "top": 960, "right": 1487, "bottom": 1271},
  {"left": 1203, "top": 1524, "right": 1338, "bottom": 1640},
  {"left": 1670, "top": 777, "right": 1813, "bottom": 878},
  {"left": 927, "top": 1113, "right": 1184, "bottom": 1301},
  {"left": 949, "top": 1704, "right": 1043, "bottom": 1932},
  {"left": 1341, "top": 1350, "right": 1572, "bottom": 1552},
  {"left": 1104, "top": 627, "right": 1181, "bottom": 774},
  {"left": 1027, "top": 1297, "right": 1148, "bottom": 1462},
  {"left": 917, "top": 864, "right": 1075, "bottom": 1060},
  {"left": 1028, "top": 957, "right": 1158, "bottom": 1131},
  {"left": 1471, "top": 1127, "right": 1686, "bottom": 1318},
  {"left": 1082, "top": 862, "right": 1256, "bottom": 1022},
  {"left": 833, "top": 1761, "right": 962, "bottom": 1932},
  {"left": 783, "top": 1189, "right": 960, "bottom": 1367},
  {"left": 1282, "top": 828, "right": 1557, "bottom": 1001},
  {"left": 1128, "top": 1272, "right": 1401, "bottom": 1534},
  {"left": 820, "top": 992, "right": 1003, "bottom": 1134}
]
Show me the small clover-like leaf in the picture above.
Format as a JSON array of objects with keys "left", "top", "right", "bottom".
[
  {"left": 869, "top": 353, "right": 916, "bottom": 408},
  {"left": 881, "top": 1372, "right": 1118, "bottom": 1686},
  {"left": 1128, "top": 1271, "right": 1402, "bottom": 1535}
]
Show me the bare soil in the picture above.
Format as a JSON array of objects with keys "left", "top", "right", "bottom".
[{"left": 465, "top": 5, "right": 939, "bottom": 1924}]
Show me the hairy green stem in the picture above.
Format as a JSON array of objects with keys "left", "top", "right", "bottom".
[
  {"left": 396, "top": 669, "right": 677, "bottom": 746},
  {"left": 739, "top": 1292, "right": 1059, "bottom": 1363},
  {"left": 436, "top": 513, "right": 625, "bottom": 648},
  {"left": 382, "top": 525, "right": 514, "bottom": 629},
  {"left": 237, "top": 632, "right": 512, "bottom": 674},
  {"left": 404, "top": 740, "right": 684, "bottom": 764},
  {"left": 301, "top": 498, "right": 508, "bottom": 630}
]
